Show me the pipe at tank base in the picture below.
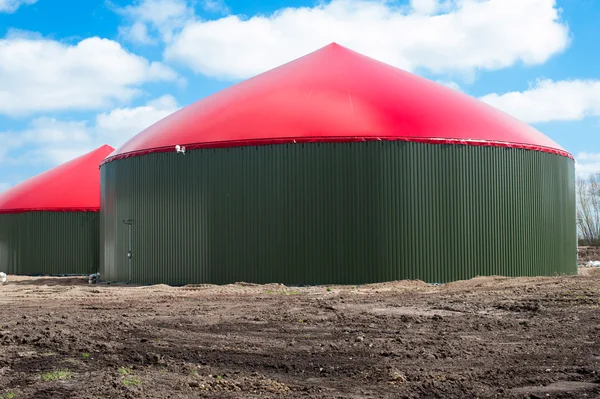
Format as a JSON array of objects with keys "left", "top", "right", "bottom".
[{"left": 88, "top": 273, "right": 100, "bottom": 284}]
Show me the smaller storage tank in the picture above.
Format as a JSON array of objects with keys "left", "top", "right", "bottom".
[{"left": 0, "top": 145, "right": 114, "bottom": 275}]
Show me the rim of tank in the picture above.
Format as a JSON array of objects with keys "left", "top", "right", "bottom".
[
  {"left": 100, "top": 136, "right": 574, "bottom": 166},
  {"left": 0, "top": 208, "right": 100, "bottom": 214}
]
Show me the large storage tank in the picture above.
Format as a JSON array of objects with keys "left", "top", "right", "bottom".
[
  {"left": 100, "top": 44, "right": 576, "bottom": 285},
  {"left": 0, "top": 145, "right": 114, "bottom": 275}
]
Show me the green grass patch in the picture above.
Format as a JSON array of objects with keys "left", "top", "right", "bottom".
[
  {"left": 118, "top": 367, "right": 131, "bottom": 376},
  {"left": 41, "top": 371, "right": 72, "bottom": 381},
  {"left": 1, "top": 392, "right": 17, "bottom": 399},
  {"left": 82, "top": 353, "right": 90, "bottom": 359},
  {"left": 122, "top": 376, "right": 142, "bottom": 387}
]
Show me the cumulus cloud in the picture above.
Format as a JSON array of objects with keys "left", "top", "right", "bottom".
[
  {"left": 118, "top": 0, "right": 230, "bottom": 44},
  {"left": 480, "top": 79, "right": 600, "bottom": 124},
  {"left": 159, "top": 0, "right": 568, "bottom": 80},
  {"left": 96, "top": 95, "right": 179, "bottom": 147},
  {"left": 201, "top": 0, "right": 229, "bottom": 14},
  {"left": 0, "top": 0, "right": 36, "bottom": 13},
  {"left": 0, "top": 95, "right": 179, "bottom": 166},
  {"left": 120, "top": 21, "right": 156, "bottom": 45},
  {"left": 118, "top": 0, "right": 194, "bottom": 43},
  {"left": 436, "top": 80, "right": 462, "bottom": 92},
  {"left": 578, "top": 153, "right": 600, "bottom": 162},
  {"left": 410, "top": 0, "right": 453, "bottom": 15},
  {"left": 575, "top": 153, "right": 600, "bottom": 178},
  {"left": 0, "top": 35, "right": 178, "bottom": 116}
]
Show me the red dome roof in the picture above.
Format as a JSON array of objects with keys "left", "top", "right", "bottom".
[
  {"left": 103, "top": 43, "right": 571, "bottom": 164},
  {"left": 0, "top": 145, "right": 114, "bottom": 214}
]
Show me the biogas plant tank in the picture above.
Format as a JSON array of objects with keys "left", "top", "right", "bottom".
[
  {"left": 0, "top": 145, "right": 114, "bottom": 275},
  {"left": 99, "top": 44, "right": 576, "bottom": 286}
]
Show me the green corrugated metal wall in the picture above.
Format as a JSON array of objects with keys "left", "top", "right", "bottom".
[
  {"left": 0, "top": 212, "right": 99, "bottom": 275},
  {"left": 100, "top": 141, "right": 577, "bottom": 285}
]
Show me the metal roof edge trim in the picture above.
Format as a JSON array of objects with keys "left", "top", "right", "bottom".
[
  {"left": 0, "top": 207, "right": 100, "bottom": 214},
  {"left": 100, "top": 136, "right": 574, "bottom": 166}
]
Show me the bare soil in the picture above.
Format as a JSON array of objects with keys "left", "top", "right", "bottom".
[{"left": 0, "top": 270, "right": 599, "bottom": 398}]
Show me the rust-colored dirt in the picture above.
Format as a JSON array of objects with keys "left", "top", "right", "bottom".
[{"left": 0, "top": 270, "right": 599, "bottom": 398}]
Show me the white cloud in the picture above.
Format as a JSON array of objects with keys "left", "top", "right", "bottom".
[
  {"left": 0, "top": 35, "right": 178, "bottom": 116},
  {"left": 578, "top": 153, "right": 600, "bottom": 162},
  {"left": 202, "top": 0, "right": 229, "bottom": 14},
  {"left": 410, "top": 0, "right": 452, "bottom": 15},
  {"left": 119, "top": 0, "right": 194, "bottom": 43},
  {"left": 120, "top": 21, "right": 156, "bottom": 45},
  {"left": 96, "top": 95, "right": 179, "bottom": 148},
  {"left": 1, "top": 95, "right": 180, "bottom": 166},
  {"left": 162, "top": 0, "right": 569, "bottom": 80},
  {"left": 0, "top": 0, "right": 36, "bottom": 13},
  {"left": 576, "top": 153, "right": 600, "bottom": 178},
  {"left": 118, "top": 0, "right": 230, "bottom": 44},
  {"left": 480, "top": 79, "right": 600, "bottom": 124},
  {"left": 436, "top": 80, "right": 462, "bottom": 92},
  {"left": 23, "top": 118, "right": 91, "bottom": 144}
]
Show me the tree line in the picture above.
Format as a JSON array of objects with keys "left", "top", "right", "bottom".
[{"left": 577, "top": 173, "right": 600, "bottom": 246}]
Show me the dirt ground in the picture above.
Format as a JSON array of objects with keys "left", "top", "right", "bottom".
[{"left": 0, "top": 268, "right": 599, "bottom": 398}]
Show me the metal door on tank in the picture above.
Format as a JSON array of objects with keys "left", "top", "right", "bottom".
[{"left": 123, "top": 219, "right": 133, "bottom": 282}]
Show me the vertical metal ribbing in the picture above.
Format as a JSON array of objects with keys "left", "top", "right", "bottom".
[
  {"left": 99, "top": 142, "right": 577, "bottom": 285},
  {"left": 0, "top": 212, "right": 99, "bottom": 275}
]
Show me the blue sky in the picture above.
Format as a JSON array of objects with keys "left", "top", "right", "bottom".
[{"left": 1, "top": 0, "right": 600, "bottom": 192}]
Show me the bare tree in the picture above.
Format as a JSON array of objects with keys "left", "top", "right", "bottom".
[{"left": 577, "top": 173, "right": 600, "bottom": 246}]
